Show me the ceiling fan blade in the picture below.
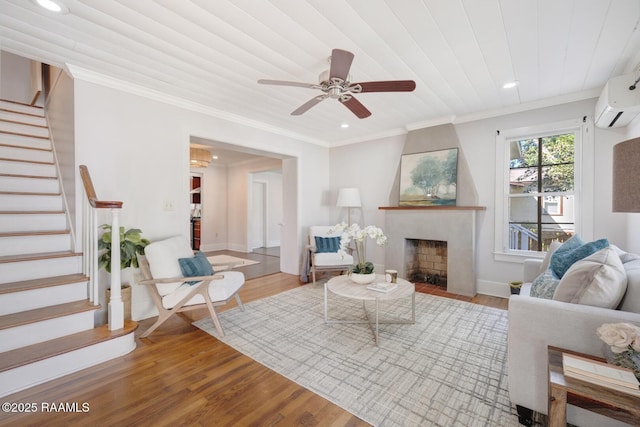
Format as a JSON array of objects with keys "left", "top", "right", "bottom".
[
  {"left": 329, "top": 49, "right": 354, "bottom": 81},
  {"left": 291, "top": 96, "right": 327, "bottom": 116},
  {"left": 355, "top": 80, "right": 416, "bottom": 92},
  {"left": 258, "top": 79, "right": 316, "bottom": 89},
  {"left": 340, "top": 96, "right": 371, "bottom": 119}
]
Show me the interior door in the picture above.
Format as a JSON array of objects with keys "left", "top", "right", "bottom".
[{"left": 249, "top": 181, "right": 267, "bottom": 250}]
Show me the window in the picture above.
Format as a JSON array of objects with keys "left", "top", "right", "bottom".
[
  {"left": 494, "top": 118, "right": 593, "bottom": 260},
  {"left": 508, "top": 133, "right": 575, "bottom": 252}
]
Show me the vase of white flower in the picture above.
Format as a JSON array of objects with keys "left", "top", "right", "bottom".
[
  {"left": 330, "top": 222, "right": 387, "bottom": 284},
  {"left": 597, "top": 322, "right": 640, "bottom": 380}
]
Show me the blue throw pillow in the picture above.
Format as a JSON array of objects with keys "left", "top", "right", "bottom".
[
  {"left": 550, "top": 236, "right": 609, "bottom": 278},
  {"left": 314, "top": 236, "right": 341, "bottom": 253},
  {"left": 178, "top": 251, "right": 214, "bottom": 285},
  {"left": 530, "top": 267, "right": 560, "bottom": 299}
]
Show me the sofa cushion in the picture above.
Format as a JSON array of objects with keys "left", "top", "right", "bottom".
[
  {"left": 550, "top": 236, "right": 609, "bottom": 278},
  {"left": 552, "top": 247, "right": 627, "bottom": 309},
  {"left": 530, "top": 267, "right": 560, "bottom": 299},
  {"left": 537, "top": 240, "right": 563, "bottom": 276},
  {"left": 620, "top": 258, "right": 640, "bottom": 313}
]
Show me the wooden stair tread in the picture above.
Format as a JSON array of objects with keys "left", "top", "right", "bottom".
[
  {"left": 0, "top": 173, "right": 57, "bottom": 180},
  {"left": 0, "top": 191, "right": 61, "bottom": 196},
  {"left": 0, "top": 230, "right": 70, "bottom": 237},
  {"left": 0, "top": 273, "right": 88, "bottom": 294},
  {"left": 0, "top": 250, "right": 81, "bottom": 263},
  {"left": 0, "top": 157, "right": 53, "bottom": 164},
  {"left": 0, "top": 131, "right": 49, "bottom": 140},
  {"left": 0, "top": 300, "right": 98, "bottom": 330},
  {"left": 0, "top": 321, "right": 138, "bottom": 373},
  {"left": 0, "top": 210, "right": 64, "bottom": 215}
]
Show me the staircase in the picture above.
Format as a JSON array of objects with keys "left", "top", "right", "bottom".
[{"left": 0, "top": 99, "right": 137, "bottom": 398}]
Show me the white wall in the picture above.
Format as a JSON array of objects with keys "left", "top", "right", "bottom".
[
  {"left": 0, "top": 51, "right": 32, "bottom": 103},
  {"left": 251, "top": 170, "right": 283, "bottom": 248},
  {"left": 72, "top": 78, "right": 331, "bottom": 320},
  {"left": 330, "top": 99, "right": 634, "bottom": 296},
  {"left": 196, "top": 164, "right": 228, "bottom": 251}
]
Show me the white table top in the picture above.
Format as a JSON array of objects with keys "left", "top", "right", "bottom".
[{"left": 326, "top": 274, "right": 414, "bottom": 301}]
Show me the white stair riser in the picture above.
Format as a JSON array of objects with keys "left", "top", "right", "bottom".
[
  {"left": 0, "top": 111, "right": 46, "bottom": 126},
  {"left": 0, "top": 213, "right": 67, "bottom": 232},
  {"left": 0, "top": 160, "right": 56, "bottom": 177},
  {"left": 0, "top": 281, "right": 87, "bottom": 315},
  {"left": 0, "top": 333, "right": 136, "bottom": 398},
  {"left": 0, "top": 234, "right": 72, "bottom": 256},
  {"left": 0, "top": 311, "right": 95, "bottom": 352},
  {"left": 0, "top": 122, "right": 48, "bottom": 138},
  {"left": 0, "top": 193, "right": 63, "bottom": 211},
  {"left": 0, "top": 256, "right": 82, "bottom": 284},
  {"left": 0, "top": 176, "right": 59, "bottom": 193},
  {"left": 0, "top": 101, "right": 44, "bottom": 117},
  {"left": 0, "top": 145, "right": 53, "bottom": 163},
  {"left": 0, "top": 133, "right": 51, "bottom": 150}
]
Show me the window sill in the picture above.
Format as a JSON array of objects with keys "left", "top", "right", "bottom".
[{"left": 493, "top": 251, "right": 545, "bottom": 264}]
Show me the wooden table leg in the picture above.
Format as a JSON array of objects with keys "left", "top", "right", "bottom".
[{"left": 548, "top": 383, "right": 567, "bottom": 427}]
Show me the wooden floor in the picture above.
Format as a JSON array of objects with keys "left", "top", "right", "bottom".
[{"left": 0, "top": 270, "right": 507, "bottom": 427}]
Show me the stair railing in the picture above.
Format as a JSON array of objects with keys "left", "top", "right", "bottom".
[{"left": 79, "top": 165, "right": 124, "bottom": 331}]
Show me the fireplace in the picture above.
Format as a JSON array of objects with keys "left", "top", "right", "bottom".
[
  {"left": 383, "top": 206, "right": 484, "bottom": 297},
  {"left": 405, "top": 239, "right": 447, "bottom": 286}
]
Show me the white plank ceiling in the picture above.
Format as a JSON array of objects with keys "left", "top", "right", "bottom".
[{"left": 1, "top": 0, "right": 639, "bottom": 146}]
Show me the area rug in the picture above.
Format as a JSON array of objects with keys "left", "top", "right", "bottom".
[
  {"left": 206, "top": 255, "right": 259, "bottom": 270},
  {"left": 193, "top": 283, "right": 518, "bottom": 426}
]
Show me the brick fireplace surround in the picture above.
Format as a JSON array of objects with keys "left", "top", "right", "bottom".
[{"left": 382, "top": 206, "right": 485, "bottom": 297}]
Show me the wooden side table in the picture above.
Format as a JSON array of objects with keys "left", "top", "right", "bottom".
[{"left": 547, "top": 346, "right": 640, "bottom": 427}]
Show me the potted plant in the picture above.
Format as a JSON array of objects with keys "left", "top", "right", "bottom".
[
  {"left": 99, "top": 224, "right": 150, "bottom": 320},
  {"left": 331, "top": 222, "right": 387, "bottom": 284}
]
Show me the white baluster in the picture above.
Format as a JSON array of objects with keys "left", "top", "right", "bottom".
[{"left": 108, "top": 209, "right": 124, "bottom": 330}]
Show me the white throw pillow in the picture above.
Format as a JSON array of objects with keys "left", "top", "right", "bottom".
[
  {"left": 538, "top": 240, "right": 562, "bottom": 276},
  {"left": 143, "top": 236, "right": 195, "bottom": 296},
  {"left": 552, "top": 247, "right": 627, "bottom": 309}
]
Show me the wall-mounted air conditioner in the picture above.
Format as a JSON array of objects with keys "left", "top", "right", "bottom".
[{"left": 595, "top": 71, "right": 640, "bottom": 128}]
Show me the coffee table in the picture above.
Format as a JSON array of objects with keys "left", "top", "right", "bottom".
[{"left": 324, "top": 274, "right": 415, "bottom": 345}]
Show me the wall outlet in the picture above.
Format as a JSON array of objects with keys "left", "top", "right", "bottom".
[{"left": 163, "top": 200, "right": 175, "bottom": 211}]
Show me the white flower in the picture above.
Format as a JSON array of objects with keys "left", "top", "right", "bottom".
[
  {"left": 329, "top": 222, "right": 387, "bottom": 273},
  {"left": 597, "top": 322, "right": 640, "bottom": 354}
]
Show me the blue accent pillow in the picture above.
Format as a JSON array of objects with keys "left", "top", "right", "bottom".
[
  {"left": 178, "top": 251, "right": 214, "bottom": 285},
  {"left": 314, "top": 236, "right": 341, "bottom": 253},
  {"left": 530, "top": 267, "right": 560, "bottom": 299},
  {"left": 550, "top": 236, "right": 609, "bottom": 278}
]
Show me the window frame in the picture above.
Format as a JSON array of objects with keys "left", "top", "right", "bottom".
[{"left": 494, "top": 118, "right": 594, "bottom": 263}]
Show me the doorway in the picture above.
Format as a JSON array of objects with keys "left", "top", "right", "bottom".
[{"left": 249, "top": 180, "right": 267, "bottom": 250}]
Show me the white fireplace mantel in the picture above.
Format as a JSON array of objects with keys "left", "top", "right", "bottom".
[{"left": 381, "top": 206, "right": 485, "bottom": 297}]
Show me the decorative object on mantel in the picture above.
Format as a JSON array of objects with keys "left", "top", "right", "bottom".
[
  {"left": 597, "top": 322, "right": 640, "bottom": 380},
  {"left": 336, "top": 187, "right": 361, "bottom": 226},
  {"left": 331, "top": 222, "right": 387, "bottom": 284},
  {"left": 399, "top": 148, "right": 458, "bottom": 206}
]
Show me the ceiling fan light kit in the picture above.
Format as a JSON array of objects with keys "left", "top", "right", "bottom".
[{"left": 258, "top": 48, "right": 416, "bottom": 119}]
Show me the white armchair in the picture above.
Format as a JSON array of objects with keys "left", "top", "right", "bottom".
[
  {"left": 307, "top": 226, "right": 354, "bottom": 283},
  {"left": 137, "top": 236, "right": 245, "bottom": 338}
]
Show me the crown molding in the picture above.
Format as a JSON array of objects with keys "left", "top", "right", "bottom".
[{"left": 64, "top": 64, "right": 330, "bottom": 148}]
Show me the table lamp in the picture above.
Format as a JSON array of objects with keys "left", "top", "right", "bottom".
[{"left": 337, "top": 188, "right": 361, "bottom": 225}]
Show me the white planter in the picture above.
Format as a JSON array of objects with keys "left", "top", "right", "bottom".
[{"left": 350, "top": 272, "right": 376, "bottom": 284}]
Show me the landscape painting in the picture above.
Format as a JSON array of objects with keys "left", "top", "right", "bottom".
[{"left": 399, "top": 148, "right": 458, "bottom": 206}]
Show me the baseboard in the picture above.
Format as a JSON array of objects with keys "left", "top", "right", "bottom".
[
  {"left": 477, "top": 279, "right": 511, "bottom": 298},
  {"left": 199, "top": 243, "right": 227, "bottom": 252}
]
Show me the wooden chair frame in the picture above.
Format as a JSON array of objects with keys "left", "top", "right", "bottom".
[{"left": 137, "top": 254, "right": 244, "bottom": 338}]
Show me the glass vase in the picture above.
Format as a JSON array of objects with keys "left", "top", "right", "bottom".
[{"left": 602, "top": 344, "right": 640, "bottom": 381}]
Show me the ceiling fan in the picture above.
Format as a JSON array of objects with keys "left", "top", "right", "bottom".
[{"left": 258, "top": 49, "right": 416, "bottom": 119}]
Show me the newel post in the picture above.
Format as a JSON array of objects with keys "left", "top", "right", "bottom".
[{"left": 108, "top": 208, "right": 124, "bottom": 330}]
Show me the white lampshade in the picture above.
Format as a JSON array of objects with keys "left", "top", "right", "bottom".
[{"left": 336, "top": 188, "right": 362, "bottom": 207}]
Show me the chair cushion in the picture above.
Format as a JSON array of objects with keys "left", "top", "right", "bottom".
[
  {"left": 162, "top": 271, "right": 245, "bottom": 309},
  {"left": 143, "top": 236, "right": 194, "bottom": 296},
  {"left": 550, "top": 235, "right": 609, "bottom": 278},
  {"left": 530, "top": 267, "right": 560, "bottom": 299},
  {"left": 314, "top": 236, "right": 341, "bottom": 253},
  {"left": 553, "top": 247, "right": 627, "bottom": 309},
  {"left": 314, "top": 251, "right": 353, "bottom": 267},
  {"left": 179, "top": 251, "right": 214, "bottom": 285}
]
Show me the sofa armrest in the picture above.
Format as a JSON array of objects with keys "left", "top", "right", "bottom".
[
  {"left": 523, "top": 259, "right": 543, "bottom": 282},
  {"left": 507, "top": 295, "right": 640, "bottom": 416}
]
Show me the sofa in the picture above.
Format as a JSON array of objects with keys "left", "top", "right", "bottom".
[{"left": 507, "top": 241, "right": 640, "bottom": 427}]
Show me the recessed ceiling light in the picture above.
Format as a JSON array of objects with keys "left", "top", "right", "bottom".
[
  {"left": 341, "top": 123, "right": 349, "bottom": 128},
  {"left": 34, "top": 0, "right": 68, "bottom": 13},
  {"left": 211, "top": 155, "right": 219, "bottom": 160},
  {"left": 503, "top": 80, "right": 519, "bottom": 89}
]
